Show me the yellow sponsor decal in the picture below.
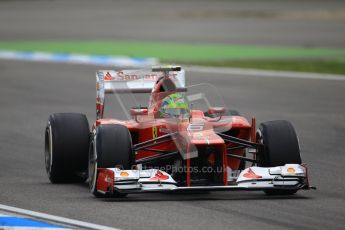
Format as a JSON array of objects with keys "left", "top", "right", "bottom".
[
  {"left": 287, "top": 168, "right": 296, "bottom": 173},
  {"left": 120, "top": 172, "right": 129, "bottom": 177},
  {"left": 152, "top": 126, "right": 158, "bottom": 138}
]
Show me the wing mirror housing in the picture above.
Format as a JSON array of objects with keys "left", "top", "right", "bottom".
[
  {"left": 208, "top": 107, "right": 225, "bottom": 115},
  {"left": 130, "top": 108, "right": 148, "bottom": 122},
  {"left": 207, "top": 107, "right": 225, "bottom": 121}
]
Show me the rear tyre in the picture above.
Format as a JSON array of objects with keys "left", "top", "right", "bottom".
[
  {"left": 45, "top": 113, "right": 89, "bottom": 183},
  {"left": 89, "top": 124, "right": 134, "bottom": 198},
  {"left": 257, "top": 120, "right": 301, "bottom": 195}
]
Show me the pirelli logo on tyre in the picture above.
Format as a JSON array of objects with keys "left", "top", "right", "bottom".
[{"left": 152, "top": 126, "right": 158, "bottom": 138}]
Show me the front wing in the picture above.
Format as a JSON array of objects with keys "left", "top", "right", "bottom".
[{"left": 96, "top": 164, "right": 310, "bottom": 195}]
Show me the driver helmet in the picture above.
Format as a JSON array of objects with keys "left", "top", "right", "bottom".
[{"left": 159, "top": 93, "right": 189, "bottom": 118}]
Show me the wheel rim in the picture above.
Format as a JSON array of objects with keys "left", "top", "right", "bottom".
[
  {"left": 256, "top": 129, "right": 265, "bottom": 166},
  {"left": 44, "top": 125, "right": 53, "bottom": 175},
  {"left": 88, "top": 139, "right": 97, "bottom": 192}
]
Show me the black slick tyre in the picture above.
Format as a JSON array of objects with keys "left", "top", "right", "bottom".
[
  {"left": 89, "top": 124, "right": 134, "bottom": 198},
  {"left": 257, "top": 120, "right": 302, "bottom": 195},
  {"left": 45, "top": 113, "right": 90, "bottom": 183}
]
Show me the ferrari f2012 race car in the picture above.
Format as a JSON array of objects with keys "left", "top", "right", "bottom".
[{"left": 45, "top": 66, "right": 312, "bottom": 198}]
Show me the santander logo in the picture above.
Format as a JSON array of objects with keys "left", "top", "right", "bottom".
[
  {"left": 149, "top": 170, "right": 169, "bottom": 181},
  {"left": 243, "top": 168, "right": 262, "bottom": 179}
]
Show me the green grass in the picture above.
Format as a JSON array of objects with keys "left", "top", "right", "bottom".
[
  {"left": 0, "top": 40, "right": 344, "bottom": 74},
  {"left": 1, "top": 40, "right": 345, "bottom": 61}
]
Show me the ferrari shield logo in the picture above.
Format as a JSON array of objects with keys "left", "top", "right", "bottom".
[{"left": 152, "top": 126, "right": 158, "bottom": 138}]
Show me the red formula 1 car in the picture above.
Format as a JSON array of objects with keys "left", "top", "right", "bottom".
[{"left": 45, "top": 66, "right": 312, "bottom": 198}]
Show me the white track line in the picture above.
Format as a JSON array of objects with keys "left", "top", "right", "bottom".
[
  {"left": 0, "top": 50, "right": 157, "bottom": 67},
  {"left": 0, "top": 227, "right": 69, "bottom": 230},
  {"left": 0, "top": 204, "right": 121, "bottom": 230},
  {"left": 185, "top": 65, "right": 345, "bottom": 81}
]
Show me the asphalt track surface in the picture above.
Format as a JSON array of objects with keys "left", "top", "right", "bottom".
[
  {"left": 0, "top": 60, "right": 345, "bottom": 230},
  {"left": 1, "top": 0, "right": 345, "bottom": 47},
  {"left": 0, "top": 0, "right": 345, "bottom": 230}
]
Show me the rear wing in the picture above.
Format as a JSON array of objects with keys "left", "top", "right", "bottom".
[{"left": 96, "top": 66, "right": 186, "bottom": 119}]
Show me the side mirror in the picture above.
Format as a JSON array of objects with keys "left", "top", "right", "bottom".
[
  {"left": 130, "top": 108, "right": 148, "bottom": 122},
  {"left": 207, "top": 107, "right": 225, "bottom": 121},
  {"left": 208, "top": 107, "right": 225, "bottom": 115},
  {"left": 130, "top": 108, "right": 148, "bottom": 116}
]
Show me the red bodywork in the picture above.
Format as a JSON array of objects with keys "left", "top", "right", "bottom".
[
  {"left": 93, "top": 76, "right": 254, "bottom": 187},
  {"left": 97, "top": 169, "right": 114, "bottom": 194}
]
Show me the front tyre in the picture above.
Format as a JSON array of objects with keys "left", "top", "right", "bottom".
[
  {"left": 257, "top": 120, "right": 302, "bottom": 195},
  {"left": 45, "top": 113, "right": 90, "bottom": 183},
  {"left": 89, "top": 124, "right": 134, "bottom": 198}
]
